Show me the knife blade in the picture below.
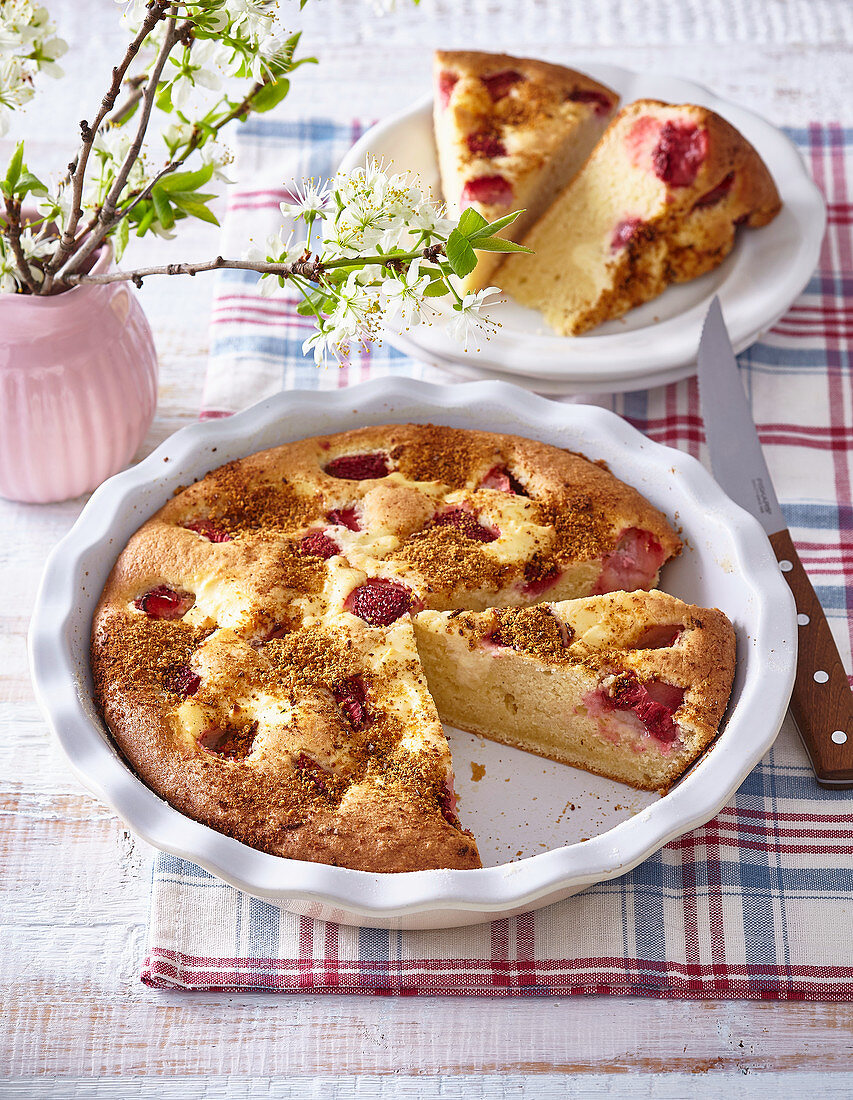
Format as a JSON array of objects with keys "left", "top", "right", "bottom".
[{"left": 697, "top": 296, "right": 853, "bottom": 789}]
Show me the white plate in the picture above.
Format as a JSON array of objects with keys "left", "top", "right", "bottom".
[
  {"left": 29, "top": 378, "right": 796, "bottom": 928},
  {"left": 338, "top": 67, "right": 826, "bottom": 393}
]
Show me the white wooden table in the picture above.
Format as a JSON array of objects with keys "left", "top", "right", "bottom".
[{"left": 3, "top": 1, "right": 852, "bottom": 1093}]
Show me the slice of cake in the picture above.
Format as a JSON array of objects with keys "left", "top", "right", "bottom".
[
  {"left": 433, "top": 50, "right": 619, "bottom": 291},
  {"left": 498, "top": 99, "right": 782, "bottom": 335},
  {"left": 413, "top": 590, "right": 736, "bottom": 792}
]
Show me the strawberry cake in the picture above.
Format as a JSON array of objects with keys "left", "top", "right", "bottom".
[
  {"left": 413, "top": 590, "right": 736, "bottom": 792},
  {"left": 498, "top": 98, "right": 782, "bottom": 335},
  {"left": 90, "top": 424, "right": 734, "bottom": 874},
  {"left": 433, "top": 50, "right": 618, "bottom": 291}
]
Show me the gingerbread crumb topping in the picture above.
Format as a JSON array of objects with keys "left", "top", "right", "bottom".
[
  {"left": 397, "top": 525, "right": 514, "bottom": 595},
  {"left": 490, "top": 605, "right": 574, "bottom": 659}
]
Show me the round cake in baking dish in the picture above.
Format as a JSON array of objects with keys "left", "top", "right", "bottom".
[{"left": 89, "top": 423, "right": 736, "bottom": 874}]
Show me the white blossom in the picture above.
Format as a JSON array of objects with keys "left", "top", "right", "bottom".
[
  {"left": 243, "top": 229, "right": 304, "bottom": 297},
  {"left": 223, "top": 0, "right": 275, "bottom": 46},
  {"left": 280, "top": 179, "right": 330, "bottom": 225},
  {"left": 199, "top": 142, "right": 235, "bottom": 184},
  {"left": 166, "top": 38, "right": 230, "bottom": 110},
  {"left": 446, "top": 288, "right": 501, "bottom": 352},
  {"left": 302, "top": 326, "right": 344, "bottom": 368},
  {"left": 0, "top": 56, "right": 34, "bottom": 135},
  {"left": 381, "top": 258, "right": 434, "bottom": 329}
]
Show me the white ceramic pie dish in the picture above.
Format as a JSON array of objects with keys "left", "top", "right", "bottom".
[
  {"left": 29, "top": 378, "right": 796, "bottom": 928},
  {"left": 338, "top": 66, "right": 826, "bottom": 394}
]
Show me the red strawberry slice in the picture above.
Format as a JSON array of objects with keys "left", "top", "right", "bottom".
[
  {"left": 478, "top": 465, "right": 527, "bottom": 495},
  {"left": 344, "top": 578, "right": 413, "bottom": 626},
  {"left": 594, "top": 679, "right": 685, "bottom": 743},
  {"left": 299, "top": 530, "right": 340, "bottom": 560},
  {"left": 466, "top": 131, "right": 507, "bottom": 158},
  {"left": 438, "top": 778, "right": 459, "bottom": 824},
  {"left": 183, "top": 519, "right": 232, "bottom": 543},
  {"left": 432, "top": 506, "right": 498, "bottom": 543},
  {"left": 609, "top": 680, "right": 685, "bottom": 743},
  {"left": 325, "top": 452, "right": 391, "bottom": 480},
  {"left": 327, "top": 506, "right": 361, "bottom": 532},
  {"left": 522, "top": 566, "right": 561, "bottom": 599},
  {"left": 482, "top": 69, "right": 524, "bottom": 101},
  {"left": 694, "top": 170, "right": 735, "bottom": 208},
  {"left": 461, "top": 175, "right": 513, "bottom": 210},
  {"left": 334, "top": 676, "right": 371, "bottom": 731},
  {"left": 134, "top": 585, "right": 194, "bottom": 620},
  {"left": 593, "top": 528, "right": 666, "bottom": 595},
  {"left": 611, "top": 217, "right": 643, "bottom": 252},
  {"left": 567, "top": 88, "right": 612, "bottom": 116},
  {"left": 438, "top": 69, "right": 458, "bottom": 109},
  {"left": 631, "top": 624, "right": 683, "bottom": 650},
  {"left": 651, "top": 122, "right": 709, "bottom": 187},
  {"left": 198, "top": 723, "right": 256, "bottom": 759},
  {"left": 168, "top": 664, "right": 201, "bottom": 696}
]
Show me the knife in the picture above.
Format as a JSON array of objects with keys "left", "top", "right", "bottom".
[{"left": 697, "top": 296, "right": 853, "bottom": 788}]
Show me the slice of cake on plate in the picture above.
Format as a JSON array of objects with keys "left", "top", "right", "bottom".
[
  {"left": 498, "top": 98, "right": 782, "bottom": 335},
  {"left": 413, "top": 589, "right": 736, "bottom": 792},
  {"left": 433, "top": 50, "right": 619, "bottom": 291}
]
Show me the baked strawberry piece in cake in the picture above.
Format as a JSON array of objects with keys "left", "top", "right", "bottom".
[
  {"left": 433, "top": 50, "right": 618, "bottom": 291},
  {"left": 413, "top": 590, "right": 736, "bottom": 792},
  {"left": 499, "top": 98, "right": 781, "bottom": 335}
]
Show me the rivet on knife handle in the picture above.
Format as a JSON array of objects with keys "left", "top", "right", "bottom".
[{"left": 769, "top": 529, "right": 853, "bottom": 788}]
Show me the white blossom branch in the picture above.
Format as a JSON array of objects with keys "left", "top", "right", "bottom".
[
  {"left": 42, "top": 0, "right": 172, "bottom": 289},
  {"left": 64, "top": 247, "right": 440, "bottom": 288},
  {"left": 59, "top": 8, "right": 184, "bottom": 281}
]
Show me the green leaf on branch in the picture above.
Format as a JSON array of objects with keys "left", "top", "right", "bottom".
[
  {"left": 170, "top": 194, "right": 219, "bottom": 226},
  {"left": 251, "top": 78, "right": 291, "bottom": 114},
  {"left": 445, "top": 228, "right": 478, "bottom": 278},
  {"left": 158, "top": 164, "right": 214, "bottom": 194},
  {"left": 423, "top": 278, "right": 450, "bottom": 297},
  {"left": 468, "top": 236, "right": 532, "bottom": 254},
  {"left": 3, "top": 142, "right": 24, "bottom": 194},
  {"left": 155, "top": 82, "right": 173, "bottom": 114},
  {"left": 135, "top": 205, "right": 156, "bottom": 237},
  {"left": 465, "top": 209, "right": 524, "bottom": 240},
  {"left": 151, "top": 188, "right": 174, "bottom": 230},
  {"left": 456, "top": 207, "right": 489, "bottom": 237},
  {"left": 115, "top": 217, "right": 130, "bottom": 262}
]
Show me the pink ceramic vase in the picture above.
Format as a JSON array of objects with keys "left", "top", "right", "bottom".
[{"left": 0, "top": 243, "right": 158, "bottom": 503}]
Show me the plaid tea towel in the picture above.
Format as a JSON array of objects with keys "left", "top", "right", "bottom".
[{"left": 143, "top": 118, "right": 853, "bottom": 998}]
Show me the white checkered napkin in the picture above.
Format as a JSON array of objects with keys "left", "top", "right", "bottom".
[{"left": 141, "top": 119, "right": 853, "bottom": 996}]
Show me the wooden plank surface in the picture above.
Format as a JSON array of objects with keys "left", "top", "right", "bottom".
[{"left": 2, "top": 0, "right": 852, "bottom": 1088}]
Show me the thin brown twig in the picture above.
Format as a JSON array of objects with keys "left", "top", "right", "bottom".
[
  {"left": 42, "top": 0, "right": 171, "bottom": 289},
  {"left": 3, "top": 198, "right": 38, "bottom": 294},
  {"left": 65, "top": 256, "right": 324, "bottom": 286},
  {"left": 63, "top": 244, "right": 446, "bottom": 289},
  {"left": 107, "top": 74, "right": 149, "bottom": 126},
  {"left": 61, "top": 7, "right": 183, "bottom": 279}
]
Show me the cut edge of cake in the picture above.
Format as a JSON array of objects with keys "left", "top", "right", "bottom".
[
  {"left": 413, "top": 589, "right": 736, "bottom": 793},
  {"left": 498, "top": 98, "right": 782, "bottom": 335}
]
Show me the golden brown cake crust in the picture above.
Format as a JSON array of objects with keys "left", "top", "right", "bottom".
[{"left": 92, "top": 424, "right": 682, "bottom": 872}]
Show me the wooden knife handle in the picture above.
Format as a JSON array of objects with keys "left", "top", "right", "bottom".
[{"left": 769, "top": 528, "right": 853, "bottom": 788}]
